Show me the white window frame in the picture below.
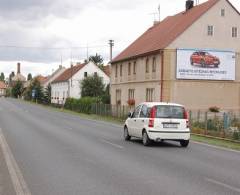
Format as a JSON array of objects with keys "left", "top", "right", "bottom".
[
  {"left": 232, "top": 27, "right": 238, "bottom": 38},
  {"left": 207, "top": 25, "right": 214, "bottom": 36}
]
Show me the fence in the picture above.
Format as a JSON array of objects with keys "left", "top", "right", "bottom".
[{"left": 63, "top": 103, "right": 240, "bottom": 141}]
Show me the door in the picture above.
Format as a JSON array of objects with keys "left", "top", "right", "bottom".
[
  {"left": 136, "top": 104, "right": 149, "bottom": 138},
  {"left": 127, "top": 105, "right": 142, "bottom": 137}
]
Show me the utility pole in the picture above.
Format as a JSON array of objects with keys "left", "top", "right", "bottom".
[{"left": 109, "top": 40, "right": 114, "bottom": 62}]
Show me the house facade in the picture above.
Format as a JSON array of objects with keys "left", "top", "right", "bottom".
[
  {"left": 0, "top": 81, "right": 7, "bottom": 97},
  {"left": 111, "top": 0, "right": 240, "bottom": 110},
  {"left": 51, "top": 62, "right": 110, "bottom": 104}
]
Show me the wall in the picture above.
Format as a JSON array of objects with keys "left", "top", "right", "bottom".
[
  {"left": 111, "top": 53, "right": 162, "bottom": 105},
  {"left": 165, "top": 0, "right": 240, "bottom": 110}
]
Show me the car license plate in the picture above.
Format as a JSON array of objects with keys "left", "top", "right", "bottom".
[{"left": 163, "top": 123, "right": 178, "bottom": 128}]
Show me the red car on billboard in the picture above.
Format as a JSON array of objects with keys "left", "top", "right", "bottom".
[{"left": 190, "top": 51, "right": 220, "bottom": 68}]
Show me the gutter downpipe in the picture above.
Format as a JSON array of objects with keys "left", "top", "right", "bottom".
[{"left": 160, "top": 50, "right": 164, "bottom": 102}]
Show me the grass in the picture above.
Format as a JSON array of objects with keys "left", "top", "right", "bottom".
[
  {"left": 21, "top": 99, "right": 240, "bottom": 152},
  {"left": 191, "top": 134, "right": 240, "bottom": 151}
]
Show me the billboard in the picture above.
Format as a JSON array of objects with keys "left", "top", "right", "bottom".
[{"left": 176, "top": 48, "right": 236, "bottom": 80}]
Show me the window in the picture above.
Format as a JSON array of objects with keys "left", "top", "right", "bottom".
[
  {"left": 115, "top": 65, "right": 118, "bottom": 78},
  {"left": 232, "top": 27, "right": 238, "bottom": 38},
  {"left": 84, "top": 72, "right": 88, "bottom": 77},
  {"left": 152, "top": 57, "right": 156, "bottom": 72},
  {"left": 207, "top": 25, "right": 214, "bottom": 36},
  {"left": 132, "top": 105, "right": 141, "bottom": 118},
  {"left": 221, "top": 9, "right": 225, "bottom": 17},
  {"left": 146, "top": 88, "right": 155, "bottom": 102},
  {"left": 145, "top": 58, "right": 149, "bottom": 73},
  {"left": 155, "top": 105, "right": 185, "bottom": 119},
  {"left": 63, "top": 91, "right": 65, "bottom": 99},
  {"left": 133, "top": 61, "right": 136, "bottom": 75},
  {"left": 116, "top": 89, "right": 121, "bottom": 105},
  {"left": 94, "top": 72, "right": 97, "bottom": 77},
  {"left": 120, "top": 64, "right": 123, "bottom": 77},
  {"left": 140, "top": 105, "right": 150, "bottom": 118},
  {"left": 128, "top": 89, "right": 135, "bottom": 100},
  {"left": 128, "top": 63, "right": 131, "bottom": 75}
]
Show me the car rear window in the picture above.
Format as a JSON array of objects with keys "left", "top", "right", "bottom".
[{"left": 155, "top": 105, "right": 185, "bottom": 119}]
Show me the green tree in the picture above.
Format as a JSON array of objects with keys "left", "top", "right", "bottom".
[
  {"left": 24, "top": 78, "right": 44, "bottom": 102},
  {"left": 88, "top": 53, "right": 104, "bottom": 70},
  {"left": 9, "top": 71, "right": 15, "bottom": 83},
  {"left": 101, "top": 84, "right": 110, "bottom": 104},
  {"left": 12, "top": 80, "right": 24, "bottom": 98},
  {"left": 81, "top": 74, "right": 105, "bottom": 97},
  {"left": 43, "top": 84, "right": 51, "bottom": 104},
  {"left": 0, "top": 72, "right": 5, "bottom": 81},
  {"left": 27, "top": 73, "right": 33, "bottom": 81}
]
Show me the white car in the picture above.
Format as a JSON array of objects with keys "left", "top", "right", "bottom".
[{"left": 124, "top": 102, "right": 190, "bottom": 147}]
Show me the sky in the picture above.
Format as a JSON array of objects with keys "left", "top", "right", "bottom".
[{"left": 0, "top": 0, "right": 239, "bottom": 78}]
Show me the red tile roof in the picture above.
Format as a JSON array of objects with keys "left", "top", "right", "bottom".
[
  {"left": 103, "top": 65, "right": 110, "bottom": 77},
  {"left": 112, "top": 0, "right": 220, "bottom": 63},
  {"left": 35, "top": 75, "right": 48, "bottom": 84},
  {"left": 52, "top": 63, "right": 87, "bottom": 83},
  {"left": 0, "top": 81, "right": 7, "bottom": 89}
]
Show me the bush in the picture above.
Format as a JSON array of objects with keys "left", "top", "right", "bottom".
[
  {"left": 64, "top": 97, "right": 100, "bottom": 114},
  {"left": 209, "top": 106, "right": 220, "bottom": 113}
]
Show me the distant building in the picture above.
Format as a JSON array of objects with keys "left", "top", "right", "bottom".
[
  {"left": 0, "top": 81, "right": 7, "bottom": 97},
  {"left": 12, "top": 63, "right": 26, "bottom": 84},
  {"left": 111, "top": 0, "right": 240, "bottom": 110},
  {"left": 51, "top": 62, "right": 110, "bottom": 104},
  {"left": 42, "top": 65, "right": 66, "bottom": 89}
]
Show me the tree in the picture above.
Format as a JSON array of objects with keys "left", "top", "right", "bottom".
[
  {"left": 12, "top": 80, "right": 24, "bottom": 98},
  {"left": 43, "top": 84, "right": 51, "bottom": 104},
  {"left": 81, "top": 74, "right": 105, "bottom": 98},
  {"left": 101, "top": 84, "right": 110, "bottom": 104},
  {"left": 24, "top": 78, "right": 44, "bottom": 102},
  {"left": 27, "top": 73, "right": 32, "bottom": 81},
  {"left": 88, "top": 53, "right": 104, "bottom": 70},
  {"left": 0, "top": 72, "right": 5, "bottom": 81},
  {"left": 9, "top": 71, "right": 15, "bottom": 83}
]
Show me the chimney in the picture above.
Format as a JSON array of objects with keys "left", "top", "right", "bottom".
[
  {"left": 186, "top": 0, "right": 194, "bottom": 11},
  {"left": 17, "top": 63, "right": 21, "bottom": 74}
]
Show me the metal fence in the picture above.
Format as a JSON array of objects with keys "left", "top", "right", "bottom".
[{"left": 62, "top": 103, "right": 240, "bottom": 141}]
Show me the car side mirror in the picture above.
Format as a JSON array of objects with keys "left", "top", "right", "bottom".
[{"left": 128, "top": 112, "right": 132, "bottom": 118}]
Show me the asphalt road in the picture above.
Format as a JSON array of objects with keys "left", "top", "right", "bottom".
[{"left": 0, "top": 98, "right": 240, "bottom": 195}]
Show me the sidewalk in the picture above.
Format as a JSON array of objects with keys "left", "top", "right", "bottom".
[{"left": 0, "top": 143, "right": 16, "bottom": 195}]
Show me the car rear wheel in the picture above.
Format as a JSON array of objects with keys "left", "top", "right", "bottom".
[
  {"left": 180, "top": 140, "right": 189, "bottom": 147},
  {"left": 142, "top": 131, "right": 151, "bottom": 146},
  {"left": 124, "top": 126, "right": 131, "bottom": 141}
]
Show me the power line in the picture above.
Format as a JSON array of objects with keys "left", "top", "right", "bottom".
[{"left": 0, "top": 44, "right": 108, "bottom": 50}]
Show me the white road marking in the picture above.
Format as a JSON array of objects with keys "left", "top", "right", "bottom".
[
  {"left": 0, "top": 128, "right": 31, "bottom": 195},
  {"left": 206, "top": 178, "right": 240, "bottom": 193},
  {"left": 191, "top": 141, "right": 240, "bottom": 154},
  {"left": 100, "top": 139, "right": 124, "bottom": 149}
]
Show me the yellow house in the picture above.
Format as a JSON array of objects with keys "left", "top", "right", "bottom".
[{"left": 111, "top": 0, "right": 240, "bottom": 110}]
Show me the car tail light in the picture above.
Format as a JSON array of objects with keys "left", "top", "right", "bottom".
[
  {"left": 183, "top": 109, "right": 190, "bottom": 128},
  {"left": 148, "top": 106, "right": 156, "bottom": 128}
]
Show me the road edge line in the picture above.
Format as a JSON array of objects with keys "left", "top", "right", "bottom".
[{"left": 0, "top": 128, "right": 31, "bottom": 195}]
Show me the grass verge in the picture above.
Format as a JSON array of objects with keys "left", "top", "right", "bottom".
[{"left": 191, "top": 134, "right": 240, "bottom": 151}]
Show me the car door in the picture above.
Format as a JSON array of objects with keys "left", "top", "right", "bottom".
[
  {"left": 136, "top": 104, "right": 149, "bottom": 138},
  {"left": 127, "top": 105, "right": 142, "bottom": 137}
]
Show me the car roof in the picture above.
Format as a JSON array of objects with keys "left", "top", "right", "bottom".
[{"left": 139, "top": 102, "right": 185, "bottom": 107}]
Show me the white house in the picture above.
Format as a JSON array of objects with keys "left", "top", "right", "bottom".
[
  {"left": 42, "top": 65, "right": 66, "bottom": 89},
  {"left": 51, "top": 62, "right": 110, "bottom": 104}
]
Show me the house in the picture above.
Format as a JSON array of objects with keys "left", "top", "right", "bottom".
[
  {"left": 111, "top": 0, "right": 240, "bottom": 110},
  {"left": 0, "top": 81, "right": 7, "bottom": 97},
  {"left": 42, "top": 65, "right": 66, "bottom": 89},
  {"left": 51, "top": 61, "right": 110, "bottom": 104}
]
